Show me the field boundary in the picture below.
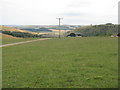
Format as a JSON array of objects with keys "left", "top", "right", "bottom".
[{"left": 0, "top": 38, "right": 51, "bottom": 47}]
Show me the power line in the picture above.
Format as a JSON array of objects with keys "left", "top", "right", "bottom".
[{"left": 56, "top": 18, "right": 63, "bottom": 38}]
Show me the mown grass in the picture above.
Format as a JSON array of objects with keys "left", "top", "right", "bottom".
[{"left": 2, "top": 37, "right": 118, "bottom": 88}]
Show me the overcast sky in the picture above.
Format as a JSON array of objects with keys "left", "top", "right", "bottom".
[{"left": 0, "top": 0, "right": 119, "bottom": 25}]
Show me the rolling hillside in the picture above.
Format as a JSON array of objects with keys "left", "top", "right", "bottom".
[
  {"left": 73, "top": 23, "right": 118, "bottom": 36},
  {"left": 0, "top": 26, "right": 42, "bottom": 38},
  {"left": 0, "top": 25, "right": 30, "bottom": 33},
  {"left": 0, "top": 26, "right": 54, "bottom": 35},
  {"left": 0, "top": 25, "right": 41, "bottom": 35}
]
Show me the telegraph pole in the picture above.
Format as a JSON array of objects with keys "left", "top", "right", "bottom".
[{"left": 56, "top": 18, "right": 63, "bottom": 38}]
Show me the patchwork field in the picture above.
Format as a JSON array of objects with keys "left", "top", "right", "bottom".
[
  {"left": 37, "top": 29, "right": 71, "bottom": 36},
  {"left": 2, "top": 37, "right": 118, "bottom": 88}
]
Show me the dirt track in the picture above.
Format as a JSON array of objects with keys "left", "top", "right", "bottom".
[{"left": 0, "top": 38, "right": 51, "bottom": 47}]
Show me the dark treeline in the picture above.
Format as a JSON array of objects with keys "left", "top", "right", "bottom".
[
  {"left": 74, "top": 23, "right": 118, "bottom": 36},
  {"left": 2, "top": 31, "right": 42, "bottom": 38}
]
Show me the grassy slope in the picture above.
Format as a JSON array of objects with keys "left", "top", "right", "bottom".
[
  {"left": 1, "top": 34, "right": 20, "bottom": 39},
  {"left": 1, "top": 33, "right": 43, "bottom": 45},
  {"left": 3, "top": 37, "right": 118, "bottom": 88},
  {"left": 0, "top": 33, "right": 20, "bottom": 45}
]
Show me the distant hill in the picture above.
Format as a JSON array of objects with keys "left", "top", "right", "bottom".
[
  {"left": 8, "top": 25, "right": 80, "bottom": 31},
  {"left": 0, "top": 25, "right": 30, "bottom": 33},
  {"left": 47, "top": 26, "right": 72, "bottom": 30},
  {"left": 73, "top": 24, "right": 118, "bottom": 36}
]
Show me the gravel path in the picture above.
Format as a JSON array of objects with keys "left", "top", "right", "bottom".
[{"left": 0, "top": 38, "right": 51, "bottom": 47}]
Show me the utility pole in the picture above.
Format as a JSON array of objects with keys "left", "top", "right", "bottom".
[{"left": 56, "top": 18, "right": 63, "bottom": 38}]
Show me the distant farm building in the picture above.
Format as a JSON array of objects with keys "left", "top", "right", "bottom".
[
  {"left": 111, "top": 33, "right": 120, "bottom": 37},
  {"left": 111, "top": 35, "right": 118, "bottom": 37},
  {"left": 67, "top": 33, "right": 82, "bottom": 37}
]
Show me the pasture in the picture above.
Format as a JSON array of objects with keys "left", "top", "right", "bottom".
[{"left": 2, "top": 37, "right": 118, "bottom": 88}]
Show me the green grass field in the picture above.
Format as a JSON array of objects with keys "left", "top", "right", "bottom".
[{"left": 2, "top": 37, "right": 118, "bottom": 88}]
